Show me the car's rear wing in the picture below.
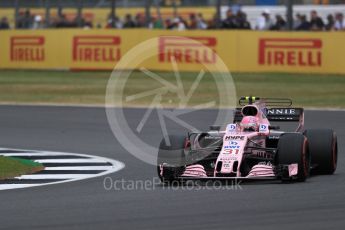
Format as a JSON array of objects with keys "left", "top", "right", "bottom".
[
  {"left": 233, "top": 107, "right": 304, "bottom": 132},
  {"left": 234, "top": 97, "right": 304, "bottom": 132},
  {"left": 266, "top": 108, "right": 304, "bottom": 122},
  {"left": 239, "top": 97, "right": 292, "bottom": 107},
  {"left": 233, "top": 108, "right": 304, "bottom": 122}
]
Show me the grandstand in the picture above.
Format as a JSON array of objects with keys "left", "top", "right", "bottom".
[
  {"left": 1, "top": 1, "right": 345, "bottom": 8},
  {"left": 1, "top": 0, "right": 345, "bottom": 30}
]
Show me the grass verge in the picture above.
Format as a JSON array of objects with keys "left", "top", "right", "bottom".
[
  {"left": 0, "top": 70, "right": 344, "bottom": 108},
  {"left": 0, "top": 156, "right": 44, "bottom": 180}
]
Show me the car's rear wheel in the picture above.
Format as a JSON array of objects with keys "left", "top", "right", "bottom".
[
  {"left": 304, "top": 129, "right": 337, "bottom": 175},
  {"left": 277, "top": 133, "right": 310, "bottom": 182},
  {"left": 157, "top": 135, "right": 187, "bottom": 183}
]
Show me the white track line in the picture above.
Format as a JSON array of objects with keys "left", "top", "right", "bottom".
[
  {"left": 44, "top": 166, "right": 114, "bottom": 170},
  {"left": 35, "top": 159, "right": 108, "bottom": 163},
  {"left": 16, "top": 174, "right": 96, "bottom": 180},
  {"left": 0, "top": 148, "right": 125, "bottom": 191},
  {"left": 0, "top": 153, "right": 77, "bottom": 156},
  {"left": 0, "top": 184, "right": 38, "bottom": 190}
]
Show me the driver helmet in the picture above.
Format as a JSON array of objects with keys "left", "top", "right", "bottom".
[{"left": 240, "top": 116, "right": 259, "bottom": 132}]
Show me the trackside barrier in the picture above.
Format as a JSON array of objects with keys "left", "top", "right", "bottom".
[{"left": 0, "top": 29, "right": 344, "bottom": 74}]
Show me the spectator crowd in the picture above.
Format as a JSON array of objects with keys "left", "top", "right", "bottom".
[
  {"left": 253, "top": 9, "right": 345, "bottom": 31},
  {"left": 1, "top": 8, "right": 345, "bottom": 31}
]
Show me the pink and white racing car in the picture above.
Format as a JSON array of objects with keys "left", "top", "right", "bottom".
[{"left": 157, "top": 96, "right": 338, "bottom": 183}]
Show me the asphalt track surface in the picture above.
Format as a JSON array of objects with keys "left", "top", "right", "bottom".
[{"left": 0, "top": 105, "right": 344, "bottom": 230}]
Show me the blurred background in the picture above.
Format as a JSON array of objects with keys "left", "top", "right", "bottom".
[{"left": 0, "top": 0, "right": 344, "bottom": 108}]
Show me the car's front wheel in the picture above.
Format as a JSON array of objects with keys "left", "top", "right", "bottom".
[
  {"left": 157, "top": 135, "right": 187, "bottom": 183},
  {"left": 276, "top": 133, "right": 310, "bottom": 182},
  {"left": 304, "top": 129, "right": 337, "bottom": 175}
]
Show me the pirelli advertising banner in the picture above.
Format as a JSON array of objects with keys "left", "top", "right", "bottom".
[{"left": 0, "top": 29, "right": 344, "bottom": 73}]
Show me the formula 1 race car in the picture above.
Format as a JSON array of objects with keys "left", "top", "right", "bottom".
[{"left": 157, "top": 96, "right": 338, "bottom": 183}]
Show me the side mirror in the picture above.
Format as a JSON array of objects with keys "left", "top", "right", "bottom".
[
  {"left": 210, "top": 125, "right": 221, "bottom": 131},
  {"left": 269, "top": 125, "right": 280, "bottom": 130}
]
